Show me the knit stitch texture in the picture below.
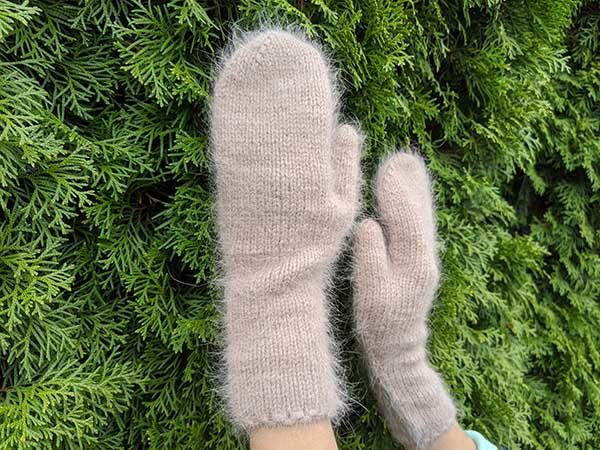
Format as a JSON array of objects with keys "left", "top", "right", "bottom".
[
  {"left": 211, "top": 29, "right": 362, "bottom": 431},
  {"left": 353, "top": 152, "right": 456, "bottom": 449}
]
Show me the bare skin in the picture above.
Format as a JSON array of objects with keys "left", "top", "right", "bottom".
[
  {"left": 429, "top": 424, "right": 477, "bottom": 450},
  {"left": 250, "top": 421, "right": 476, "bottom": 450},
  {"left": 250, "top": 420, "right": 338, "bottom": 450}
]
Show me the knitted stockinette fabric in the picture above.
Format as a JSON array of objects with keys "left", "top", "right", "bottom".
[
  {"left": 211, "top": 30, "right": 362, "bottom": 430},
  {"left": 353, "top": 153, "right": 456, "bottom": 450}
]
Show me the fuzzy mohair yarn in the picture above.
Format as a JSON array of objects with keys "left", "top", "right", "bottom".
[{"left": 211, "top": 29, "right": 362, "bottom": 430}]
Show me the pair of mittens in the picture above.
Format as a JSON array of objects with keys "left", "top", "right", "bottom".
[{"left": 212, "top": 29, "right": 455, "bottom": 449}]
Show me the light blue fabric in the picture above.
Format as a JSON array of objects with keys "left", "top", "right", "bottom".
[{"left": 465, "top": 430, "right": 498, "bottom": 450}]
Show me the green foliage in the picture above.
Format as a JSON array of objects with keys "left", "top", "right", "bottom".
[{"left": 0, "top": 0, "right": 598, "bottom": 449}]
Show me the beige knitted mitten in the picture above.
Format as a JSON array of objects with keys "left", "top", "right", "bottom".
[
  {"left": 353, "top": 153, "right": 456, "bottom": 449},
  {"left": 211, "top": 30, "right": 362, "bottom": 430}
]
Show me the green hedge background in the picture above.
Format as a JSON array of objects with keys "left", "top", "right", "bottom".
[{"left": 1, "top": 0, "right": 598, "bottom": 449}]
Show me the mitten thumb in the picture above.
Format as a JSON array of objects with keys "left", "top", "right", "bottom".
[{"left": 353, "top": 218, "right": 388, "bottom": 281}]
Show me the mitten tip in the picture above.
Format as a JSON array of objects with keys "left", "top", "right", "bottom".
[
  {"left": 217, "top": 28, "right": 327, "bottom": 85},
  {"left": 377, "top": 152, "right": 427, "bottom": 187}
]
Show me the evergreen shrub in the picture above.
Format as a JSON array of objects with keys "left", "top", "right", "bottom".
[{"left": 0, "top": 1, "right": 598, "bottom": 449}]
